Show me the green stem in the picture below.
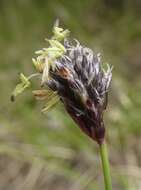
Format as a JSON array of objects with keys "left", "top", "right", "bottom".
[{"left": 99, "top": 141, "right": 112, "bottom": 190}]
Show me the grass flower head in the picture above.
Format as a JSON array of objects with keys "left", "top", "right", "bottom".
[{"left": 11, "top": 22, "right": 112, "bottom": 144}]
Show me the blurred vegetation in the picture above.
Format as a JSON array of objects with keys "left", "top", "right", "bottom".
[{"left": 0, "top": 0, "right": 141, "bottom": 189}]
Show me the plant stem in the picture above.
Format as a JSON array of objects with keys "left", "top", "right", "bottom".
[{"left": 99, "top": 140, "right": 112, "bottom": 190}]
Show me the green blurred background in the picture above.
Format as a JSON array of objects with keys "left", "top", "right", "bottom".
[{"left": 0, "top": 0, "right": 141, "bottom": 189}]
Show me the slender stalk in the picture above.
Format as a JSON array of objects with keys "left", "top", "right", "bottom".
[{"left": 99, "top": 141, "right": 112, "bottom": 190}]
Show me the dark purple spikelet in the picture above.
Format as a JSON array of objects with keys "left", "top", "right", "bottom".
[
  {"left": 47, "top": 40, "right": 112, "bottom": 144},
  {"left": 11, "top": 24, "right": 112, "bottom": 144}
]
